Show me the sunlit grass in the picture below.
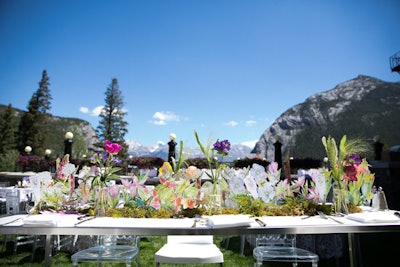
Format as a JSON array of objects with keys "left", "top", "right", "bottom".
[{"left": 0, "top": 235, "right": 254, "bottom": 266}]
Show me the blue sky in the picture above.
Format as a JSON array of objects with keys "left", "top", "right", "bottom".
[{"left": 1, "top": 0, "right": 399, "bottom": 148}]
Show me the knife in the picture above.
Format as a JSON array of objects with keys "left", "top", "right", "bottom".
[
  {"left": 255, "top": 218, "right": 266, "bottom": 227},
  {"left": 74, "top": 216, "right": 95, "bottom": 226}
]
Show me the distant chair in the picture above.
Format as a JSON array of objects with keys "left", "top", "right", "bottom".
[
  {"left": 155, "top": 235, "right": 224, "bottom": 266},
  {"left": 71, "top": 235, "right": 140, "bottom": 267},
  {"left": 2, "top": 235, "right": 42, "bottom": 261},
  {"left": 253, "top": 234, "right": 319, "bottom": 267}
]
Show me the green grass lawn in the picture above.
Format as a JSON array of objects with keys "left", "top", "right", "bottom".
[
  {"left": 3, "top": 233, "right": 396, "bottom": 267},
  {"left": 0, "top": 235, "right": 254, "bottom": 267}
]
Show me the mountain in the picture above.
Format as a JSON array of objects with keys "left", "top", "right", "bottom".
[
  {"left": 4, "top": 75, "right": 398, "bottom": 161},
  {"left": 0, "top": 105, "right": 99, "bottom": 157},
  {"left": 0, "top": 104, "right": 252, "bottom": 160},
  {"left": 126, "top": 139, "right": 253, "bottom": 162},
  {"left": 252, "top": 75, "right": 400, "bottom": 162}
]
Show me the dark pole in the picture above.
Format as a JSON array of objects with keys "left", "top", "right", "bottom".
[
  {"left": 274, "top": 139, "right": 283, "bottom": 170},
  {"left": 374, "top": 138, "right": 384, "bottom": 161},
  {"left": 23, "top": 146, "right": 32, "bottom": 172},
  {"left": 44, "top": 149, "right": 51, "bottom": 161},
  {"left": 64, "top": 132, "right": 73, "bottom": 159},
  {"left": 168, "top": 133, "right": 177, "bottom": 166}
]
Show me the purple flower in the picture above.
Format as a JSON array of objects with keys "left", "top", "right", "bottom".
[
  {"left": 344, "top": 153, "right": 362, "bottom": 166},
  {"left": 350, "top": 153, "right": 362, "bottom": 166},
  {"left": 112, "top": 157, "right": 122, "bottom": 165},
  {"left": 102, "top": 152, "right": 108, "bottom": 164},
  {"left": 213, "top": 139, "right": 231, "bottom": 156}
]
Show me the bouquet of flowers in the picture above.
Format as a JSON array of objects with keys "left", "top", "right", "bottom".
[{"left": 322, "top": 135, "right": 374, "bottom": 213}]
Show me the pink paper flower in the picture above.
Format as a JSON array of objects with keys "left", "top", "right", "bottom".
[{"left": 105, "top": 140, "right": 122, "bottom": 154}]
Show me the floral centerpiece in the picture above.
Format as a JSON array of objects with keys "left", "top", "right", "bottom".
[
  {"left": 84, "top": 140, "right": 123, "bottom": 216},
  {"left": 194, "top": 131, "right": 231, "bottom": 214},
  {"left": 322, "top": 135, "right": 375, "bottom": 214},
  {"left": 156, "top": 162, "right": 200, "bottom": 214},
  {"left": 28, "top": 154, "right": 77, "bottom": 213},
  {"left": 29, "top": 132, "right": 376, "bottom": 218}
]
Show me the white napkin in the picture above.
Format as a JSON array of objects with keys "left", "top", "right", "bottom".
[
  {"left": 346, "top": 211, "right": 400, "bottom": 223},
  {"left": 22, "top": 214, "right": 79, "bottom": 226},
  {"left": 206, "top": 214, "right": 254, "bottom": 228}
]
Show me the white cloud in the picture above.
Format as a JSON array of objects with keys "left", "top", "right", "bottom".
[
  {"left": 80, "top": 107, "right": 89, "bottom": 113},
  {"left": 92, "top": 106, "right": 104, "bottom": 116},
  {"left": 224, "top": 120, "right": 238, "bottom": 127},
  {"left": 241, "top": 140, "right": 257, "bottom": 148},
  {"left": 80, "top": 106, "right": 104, "bottom": 116},
  {"left": 150, "top": 111, "right": 180, "bottom": 125},
  {"left": 245, "top": 120, "right": 257, "bottom": 126}
]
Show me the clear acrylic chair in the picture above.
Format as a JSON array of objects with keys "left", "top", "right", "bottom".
[
  {"left": 253, "top": 234, "right": 319, "bottom": 267},
  {"left": 155, "top": 235, "right": 224, "bottom": 266},
  {"left": 71, "top": 235, "right": 140, "bottom": 267}
]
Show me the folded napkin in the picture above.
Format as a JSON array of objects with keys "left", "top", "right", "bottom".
[
  {"left": 22, "top": 214, "right": 62, "bottom": 226},
  {"left": 22, "top": 214, "right": 79, "bottom": 226},
  {"left": 207, "top": 214, "right": 254, "bottom": 228},
  {"left": 346, "top": 211, "right": 400, "bottom": 223}
]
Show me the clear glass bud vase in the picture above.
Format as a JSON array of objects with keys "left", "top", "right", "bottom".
[
  {"left": 207, "top": 184, "right": 222, "bottom": 215},
  {"left": 95, "top": 186, "right": 107, "bottom": 217},
  {"left": 333, "top": 182, "right": 349, "bottom": 215}
]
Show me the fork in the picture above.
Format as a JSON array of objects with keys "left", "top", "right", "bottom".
[{"left": 317, "top": 211, "right": 343, "bottom": 224}]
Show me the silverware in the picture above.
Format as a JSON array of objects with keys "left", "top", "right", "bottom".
[
  {"left": 74, "top": 216, "right": 95, "bottom": 226},
  {"left": 317, "top": 211, "right": 343, "bottom": 224},
  {"left": 255, "top": 218, "right": 266, "bottom": 227},
  {"left": 1, "top": 215, "right": 29, "bottom": 226}
]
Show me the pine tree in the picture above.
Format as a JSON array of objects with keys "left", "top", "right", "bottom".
[
  {"left": 96, "top": 78, "right": 129, "bottom": 159},
  {"left": 0, "top": 104, "right": 17, "bottom": 154},
  {"left": 18, "top": 70, "right": 52, "bottom": 156}
]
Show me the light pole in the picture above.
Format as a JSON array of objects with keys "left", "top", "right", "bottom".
[
  {"left": 323, "top": 157, "right": 329, "bottom": 169},
  {"left": 64, "top": 132, "right": 73, "bottom": 158},
  {"left": 168, "top": 133, "right": 177, "bottom": 166},
  {"left": 23, "top": 146, "right": 32, "bottom": 172},
  {"left": 45, "top": 149, "right": 51, "bottom": 160},
  {"left": 24, "top": 146, "right": 32, "bottom": 155}
]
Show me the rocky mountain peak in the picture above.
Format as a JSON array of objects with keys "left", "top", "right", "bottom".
[{"left": 252, "top": 75, "right": 400, "bottom": 162}]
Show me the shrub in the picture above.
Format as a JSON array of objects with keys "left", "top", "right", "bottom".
[
  {"left": 233, "top": 157, "right": 270, "bottom": 169},
  {"left": 0, "top": 149, "right": 20, "bottom": 172}
]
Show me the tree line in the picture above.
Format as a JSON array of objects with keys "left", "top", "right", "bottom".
[{"left": 0, "top": 70, "right": 129, "bottom": 172}]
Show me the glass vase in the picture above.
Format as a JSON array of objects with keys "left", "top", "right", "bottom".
[
  {"left": 94, "top": 186, "right": 107, "bottom": 217},
  {"left": 333, "top": 182, "right": 349, "bottom": 215},
  {"left": 207, "top": 184, "right": 222, "bottom": 215}
]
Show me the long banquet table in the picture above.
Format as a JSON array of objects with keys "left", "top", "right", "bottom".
[{"left": 1, "top": 212, "right": 400, "bottom": 267}]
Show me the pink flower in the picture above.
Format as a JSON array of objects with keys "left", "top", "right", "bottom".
[
  {"left": 268, "top": 162, "right": 279, "bottom": 174},
  {"left": 344, "top": 164, "right": 358, "bottom": 181},
  {"left": 184, "top": 199, "right": 196, "bottom": 209},
  {"left": 129, "top": 176, "right": 146, "bottom": 198},
  {"left": 186, "top": 166, "right": 198, "bottom": 178},
  {"left": 357, "top": 165, "right": 367, "bottom": 175},
  {"left": 173, "top": 197, "right": 183, "bottom": 212},
  {"left": 121, "top": 179, "right": 131, "bottom": 189},
  {"left": 108, "top": 184, "right": 120, "bottom": 198},
  {"left": 105, "top": 140, "right": 122, "bottom": 155}
]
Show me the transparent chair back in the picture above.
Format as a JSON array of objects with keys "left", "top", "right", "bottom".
[
  {"left": 71, "top": 235, "right": 140, "bottom": 267},
  {"left": 256, "top": 234, "right": 296, "bottom": 247},
  {"left": 253, "top": 234, "right": 318, "bottom": 267}
]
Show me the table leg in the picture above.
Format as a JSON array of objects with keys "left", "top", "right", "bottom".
[
  {"left": 348, "top": 233, "right": 358, "bottom": 267},
  {"left": 44, "top": 234, "right": 52, "bottom": 267}
]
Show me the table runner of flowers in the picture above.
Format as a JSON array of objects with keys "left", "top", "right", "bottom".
[{"left": 24, "top": 132, "right": 375, "bottom": 218}]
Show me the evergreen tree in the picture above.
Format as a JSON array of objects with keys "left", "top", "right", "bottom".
[
  {"left": 0, "top": 104, "right": 19, "bottom": 171},
  {"left": 18, "top": 70, "right": 52, "bottom": 156},
  {"left": 96, "top": 78, "right": 129, "bottom": 159},
  {"left": 0, "top": 104, "right": 17, "bottom": 154}
]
